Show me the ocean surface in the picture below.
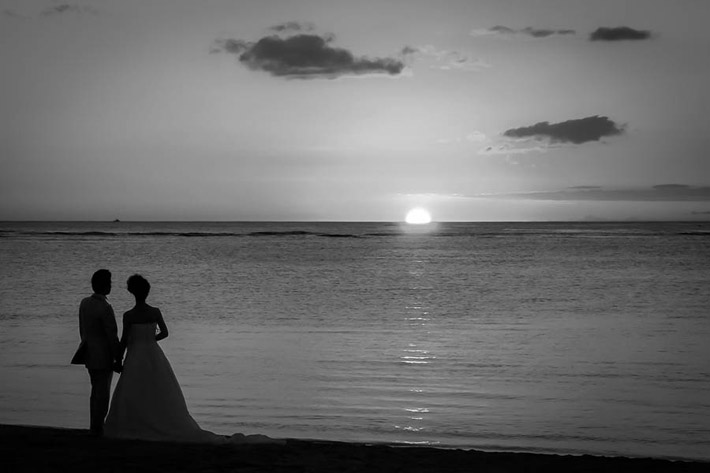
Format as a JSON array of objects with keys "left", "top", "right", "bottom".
[{"left": 0, "top": 221, "right": 709, "bottom": 460}]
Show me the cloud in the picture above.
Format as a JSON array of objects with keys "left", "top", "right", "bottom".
[
  {"left": 652, "top": 184, "right": 689, "bottom": 190},
  {"left": 465, "top": 131, "right": 487, "bottom": 143},
  {"left": 403, "top": 45, "right": 490, "bottom": 72},
  {"left": 2, "top": 4, "right": 98, "bottom": 20},
  {"left": 2, "top": 9, "right": 27, "bottom": 19},
  {"left": 479, "top": 143, "right": 550, "bottom": 156},
  {"left": 213, "top": 30, "right": 406, "bottom": 79},
  {"left": 212, "top": 39, "right": 250, "bottom": 55},
  {"left": 402, "top": 45, "right": 489, "bottom": 71},
  {"left": 269, "top": 21, "right": 315, "bottom": 33},
  {"left": 590, "top": 26, "right": 652, "bottom": 41},
  {"left": 40, "top": 4, "right": 98, "bottom": 17},
  {"left": 503, "top": 116, "right": 625, "bottom": 144},
  {"left": 485, "top": 186, "right": 710, "bottom": 202},
  {"left": 436, "top": 130, "right": 488, "bottom": 145},
  {"left": 471, "top": 25, "right": 575, "bottom": 39}
]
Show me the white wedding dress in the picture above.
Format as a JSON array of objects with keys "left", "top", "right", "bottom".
[{"left": 104, "top": 323, "right": 278, "bottom": 444}]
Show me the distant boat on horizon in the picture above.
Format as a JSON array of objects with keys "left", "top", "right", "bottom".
[{"left": 113, "top": 219, "right": 121, "bottom": 223}]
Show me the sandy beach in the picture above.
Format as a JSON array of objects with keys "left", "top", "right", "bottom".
[{"left": 1, "top": 424, "right": 706, "bottom": 473}]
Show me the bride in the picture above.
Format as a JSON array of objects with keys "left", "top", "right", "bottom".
[{"left": 104, "top": 274, "right": 278, "bottom": 444}]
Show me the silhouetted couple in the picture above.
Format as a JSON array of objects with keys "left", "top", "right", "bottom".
[{"left": 72, "top": 269, "right": 280, "bottom": 444}]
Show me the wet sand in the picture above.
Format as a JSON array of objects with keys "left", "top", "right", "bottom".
[{"left": 1, "top": 424, "right": 706, "bottom": 472}]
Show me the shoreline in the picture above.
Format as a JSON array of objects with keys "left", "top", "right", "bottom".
[{"left": 2, "top": 424, "right": 707, "bottom": 472}]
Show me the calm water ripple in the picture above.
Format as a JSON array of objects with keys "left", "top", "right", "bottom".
[{"left": 0, "top": 221, "right": 709, "bottom": 460}]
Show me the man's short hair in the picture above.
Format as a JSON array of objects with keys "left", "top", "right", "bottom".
[{"left": 91, "top": 269, "right": 112, "bottom": 293}]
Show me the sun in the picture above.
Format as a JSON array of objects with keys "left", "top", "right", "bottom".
[{"left": 405, "top": 207, "right": 432, "bottom": 224}]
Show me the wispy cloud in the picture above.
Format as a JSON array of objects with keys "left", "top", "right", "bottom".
[
  {"left": 212, "top": 26, "right": 406, "bottom": 79},
  {"left": 471, "top": 25, "right": 575, "bottom": 39},
  {"left": 472, "top": 25, "right": 654, "bottom": 43},
  {"left": 402, "top": 45, "right": 490, "bottom": 71},
  {"left": 482, "top": 185, "right": 710, "bottom": 202},
  {"left": 436, "top": 130, "right": 488, "bottom": 145},
  {"left": 503, "top": 116, "right": 625, "bottom": 145},
  {"left": 590, "top": 26, "right": 652, "bottom": 41},
  {"left": 2, "top": 9, "right": 28, "bottom": 20},
  {"left": 465, "top": 131, "right": 487, "bottom": 143},
  {"left": 40, "top": 4, "right": 98, "bottom": 17},
  {"left": 479, "top": 143, "right": 550, "bottom": 156},
  {"left": 3, "top": 3, "right": 98, "bottom": 20},
  {"left": 268, "top": 21, "right": 316, "bottom": 33}
]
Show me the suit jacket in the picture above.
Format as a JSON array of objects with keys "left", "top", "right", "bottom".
[{"left": 74, "top": 294, "right": 120, "bottom": 370}]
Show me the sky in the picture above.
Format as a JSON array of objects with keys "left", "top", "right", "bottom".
[{"left": 1, "top": 0, "right": 709, "bottom": 221}]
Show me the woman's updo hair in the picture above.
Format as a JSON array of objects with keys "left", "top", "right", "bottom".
[{"left": 127, "top": 274, "right": 150, "bottom": 300}]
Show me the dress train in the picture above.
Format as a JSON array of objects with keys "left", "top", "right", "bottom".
[{"left": 104, "top": 323, "right": 281, "bottom": 445}]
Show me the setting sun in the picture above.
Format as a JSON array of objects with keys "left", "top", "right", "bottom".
[{"left": 405, "top": 207, "right": 432, "bottom": 224}]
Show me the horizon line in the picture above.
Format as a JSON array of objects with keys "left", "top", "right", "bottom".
[{"left": 1, "top": 219, "right": 709, "bottom": 224}]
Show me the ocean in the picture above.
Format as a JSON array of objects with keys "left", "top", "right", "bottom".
[{"left": 0, "top": 221, "right": 709, "bottom": 460}]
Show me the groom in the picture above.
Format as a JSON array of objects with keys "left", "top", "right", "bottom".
[{"left": 73, "top": 269, "right": 123, "bottom": 436}]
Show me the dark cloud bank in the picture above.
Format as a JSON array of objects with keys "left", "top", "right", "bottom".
[
  {"left": 213, "top": 26, "right": 405, "bottom": 79},
  {"left": 503, "top": 116, "right": 625, "bottom": 144},
  {"left": 590, "top": 26, "right": 652, "bottom": 41}
]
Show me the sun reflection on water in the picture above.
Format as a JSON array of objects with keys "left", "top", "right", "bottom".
[
  {"left": 399, "top": 221, "right": 439, "bottom": 234},
  {"left": 393, "top": 249, "right": 440, "bottom": 443}
]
